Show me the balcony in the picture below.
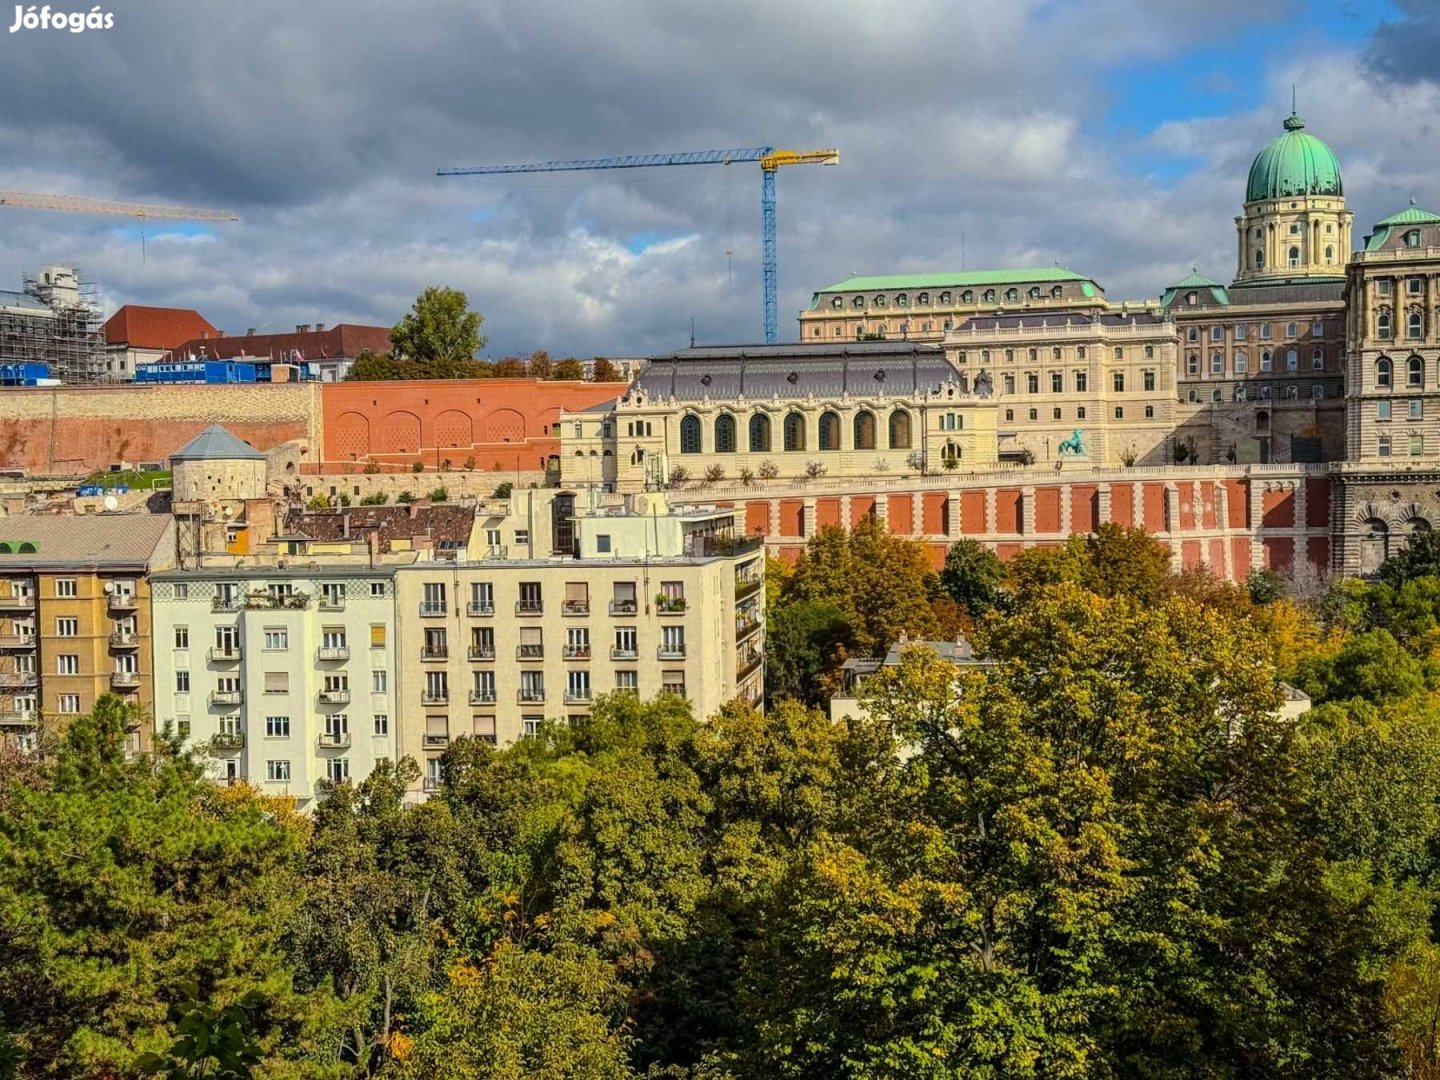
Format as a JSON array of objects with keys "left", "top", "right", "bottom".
[
  {"left": 211, "top": 732, "right": 244, "bottom": 752},
  {"left": 564, "top": 690, "right": 593, "bottom": 705},
  {"left": 318, "top": 689, "right": 351, "bottom": 706},
  {"left": 610, "top": 645, "right": 639, "bottom": 660},
  {"left": 467, "top": 646, "right": 495, "bottom": 661},
  {"left": 515, "top": 601, "right": 544, "bottom": 616},
  {"left": 692, "top": 533, "right": 764, "bottom": 559},
  {"left": 562, "top": 600, "right": 590, "bottom": 616},
  {"left": 563, "top": 645, "right": 592, "bottom": 660},
  {"left": 656, "top": 596, "right": 687, "bottom": 615},
  {"left": 109, "top": 632, "right": 140, "bottom": 650},
  {"left": 421, "top": 691, "right": 449, "bottom": 706},
  {"left": 658, "top": 645, "right": 687, "bottom": 660},
  {"left": 735, "top": 576, "right": 764, "bottom": 602},
  {"left": 423, "top": 733, "right": 450, "bottom": 749},
  {"left": 208, "top": 645, "right": 243, "bottom": 663},
  {"left": 0, "top": 672, "right": 37, "bottom": 689},
  {"left": 0, "top": 710, "right": 35, "bottom": 727},
  {"left": 209, "top": 689, "right": 243, "bottom": 706},
  {"left": 244, "top": 591, "right": 310, "bottom": 611},
  {"left": 317, "top": 732, "right": 352, "bottom": 750},
  {"left": 517, "top": 688, "right": 546, "bottom": 704},
  {"left": 468, "top": 690, "right": 497, "bottom": 705},
  {"left": 317, "top": 646, "right": 350, "bottom": 662},
  {"left": 485, "top": 545, "right": 508, "bottom": 559},
  {"left": 422, "top": 776, "right": 441, "bottom": 793},
  {"left": 0, "top": 634, "right": 35, "bottom": 649},
  {"left": 420, "top": 647, "right": 449, "bottom": 662},
  {"left": 516, "top": 644, "right": 544, "bottom": 660},
  {"left": 736, "top": 616, "right": 763, "bottom": 641},
  {"left": 467, "top": 601, "right": 495, "bottom": 617},
  {"left": 0, "top": 595, "right": 34, "bottom": 610},
  {"left": 609, "top": 599, "right": 639, "bottom": 616},
  {"left": 317, "top": 596, "right": 346, "bottom": 612},
  {"left": 107, "top": 593, "right": 139, "bottom": 613},
  {"left": 418, "top": 602, "right": 448, "bottom": 618},
  {"left": 212, "top": 595, "right": 241, "bottom": 612},
  {"left": 738, "top": 651, "right": 763, "bottom": 680}
]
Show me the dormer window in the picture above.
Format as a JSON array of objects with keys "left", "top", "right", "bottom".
[
  {"left": 1051, "top": 285, "right": 1063, "bottom": 298},
  {"left": 1005, "top": 288, "right": 1019, "bottom": 302},
  {"left": 895, "top": 293, "right": 907, "bottom": 308},
  {"left": 940, "top": 291, "right": 953, "bottom": 305},
  {"left": 873, "top": 295, "right": 886, "bottom": 308},
  {"left": 831, "top": 296, "right": 843, "bottom": 309},
  {"left": 1186, "top": 291, "right": 1197, "bottom": 305},
  {"left": 983, "top": 289, "right": 996, "bottom": 303},
  {"left": 916, "top": 292, "right": 930, "bottom": 305},
  {"left": 1406, "top": 230, "right": 1422, "bottom": 248},
  {"left": 1028, "top": 287, "right": 1040, "bottom": 300},
  {"left": 852, "top": 296, "right": 865, "bottom": 309}
]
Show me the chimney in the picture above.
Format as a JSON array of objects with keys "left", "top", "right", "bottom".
[
  {"left": 315, "top": 323, "right": 325, "bottom": 332},
  {"left": 341, "top": 511, "right": 350, "bottom": 539},
  {"left": 366, "top": 528, "right": 379, "bottom": 568},
  {"left": 246, "top": 328, "right": 255, "bottom": 337},
  {"left": 296, "top": 324, "right": 310, "bottom": 334}
]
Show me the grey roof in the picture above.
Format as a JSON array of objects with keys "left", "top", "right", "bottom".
[
  {"left": 0, "top": 514, "right": 173, "bottom": 567},
  {"left": 633, "top": 342, "right": 960, "bottom": 400},
  {"left": 840, "top": 636, "right": 993, "bottom": 677},
  {"left": 1226, "top": 281, "right": 1345, "bottom": 305},
  {"left": 962, "top": 312, "right": 1169, "bottom": 331},
  {"left": 169, "top": 424, "right": 266, "bottom": 462}
]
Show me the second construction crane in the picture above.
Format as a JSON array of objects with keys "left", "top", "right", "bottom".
[{"left": 439, "top": 146, "right": 838, "bottom": 344}]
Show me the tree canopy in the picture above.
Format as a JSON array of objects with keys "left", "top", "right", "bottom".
[{"left": 390, "top": 286, "right": 486, "bottom": 361}]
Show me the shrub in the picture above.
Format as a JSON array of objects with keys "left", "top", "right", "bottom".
[
  {"left": 362, "top": 461, "right": 380, "bottom": 475},
  {"left": 397, "top": 491, "right": 415, "bottom": 504},
  {"left": 739, "top": 467, "right": 755, "bottom": 487},
  {"left": 758, "top": 460, "right": 779, "bottom": 480},
  {"left": 804, "top": 461, "right": 827, "bottom": 480},
  {"left": 463, "top": 456, "right": 476, "bottom": 471},
  {"left": 410, "top": 461, "right": 424, "bottom": 474},
  {"left": 703, "top": 465, "right": 726, "bottom": 486},
  {"left": 493, "top": 482, "right": 513, "bottom": 500},
  {"left": 359, "top": 492, "right": 388, "bottom": 505},
  {"left": 428, "top": 487, "right": 449, "bottom": 503},
  {"left": 668, "top": 466, "right": 691, "bottom": 489}
]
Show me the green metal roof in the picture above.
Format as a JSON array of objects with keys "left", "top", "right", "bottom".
[
  {"left": 815, "top": 267, "right": 1097, "bottom": 293},
  {"left": 1245, "top": 113, "right": 1343, "bottom": 203},
  {"left": 1168, "top": 271, "right": 1224, "bottom": 289},
  {"left": 1375, "top": 204, "right": 1440, "bottom": 227},
  {"left": 1160, "top": 270, "right": 1229, "bottom": 308}
]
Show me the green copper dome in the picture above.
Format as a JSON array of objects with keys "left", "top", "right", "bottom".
[{"left": 1245, "top": 113, "right": 1343, "bottom": 203}]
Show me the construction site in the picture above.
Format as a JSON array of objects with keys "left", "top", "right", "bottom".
[{"left": 0, "top": 264, "right": 105, "bottom": 383}]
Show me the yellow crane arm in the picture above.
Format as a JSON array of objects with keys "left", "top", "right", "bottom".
[
  {"left": 760, "top": 148, "right": 840, "bottom": 170},
  {"left": 0, "top": 190, "right": 237, "bottom": 221}
]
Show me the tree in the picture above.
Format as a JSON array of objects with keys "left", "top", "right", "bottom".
[
  {"left": 938, "top": 539, "right": 1008, "bottom": 617},
  {"left": 590, "top": 358, "right": 623, "bottom": 382},
  {"left": 764, "top": 601, "right": 851, "bottom": 707},
  {"left": 1248, "top": 567, "right": 1286, "bottom": 605},
  {"left": 552, "top": 358, "right": 586, "bottom": 381},
  {"left": 493, "top": 357, "right": 525, "bottom": 379},
  {"left": 390, "top": 286, "right": 485, "bottom": 361},
  {"left": 1295, "top": 628, "right": 1428, "bottom": 704},
  {"left": 347, "top": 350, "right": 416, "bottom": 382},
  {"left": 525, "top": 350, "right": 552, "bottom": 379},
  {"left": 1380, "top": 529, "right": 1440, "bottom": 587},
  {"left": 135, "top": 987, "right": 266, "bottom": 1080}
]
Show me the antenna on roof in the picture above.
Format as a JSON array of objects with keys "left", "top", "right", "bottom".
[
  {"left": 689, "top": 317, "right": 695, "bottom": 348},
  {"left": 1291, "top": 84, "right": 1297, "bottom": 114}
]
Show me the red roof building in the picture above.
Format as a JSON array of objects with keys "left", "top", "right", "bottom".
[
  {"left": 171, "top": 322, "right": 392, "bottom": 382},
  {"left": 104, "top": 305, "right": 219, "bottom": 350}
]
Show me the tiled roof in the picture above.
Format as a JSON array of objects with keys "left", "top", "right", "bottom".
[
  {"left": 104, "top": 305, "right": 218, "bottom": 349},
  {"left": 633, "top": 343, "right": 960, "bottom": 400},
  {"left": 170, "top": 425, "right": 266, "bottom": 462},
  {"left": 0, "top": 514, "right": 172, "bottom": 566},
  {"left": 815, "top": 267, "right": 1099, "bottom": 293},
  {"left": 285, "top": 505, "right": 476, "bottom": 553},
  {"left": 169, "top": 323, "right": 392, "bottom": 362}
]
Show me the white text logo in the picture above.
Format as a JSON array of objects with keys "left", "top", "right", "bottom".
[{"left": 9, "top": 6, "right": 113, "bottom": 32}]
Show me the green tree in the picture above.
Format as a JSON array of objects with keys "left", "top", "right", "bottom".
[
  {"left": 590, "top": 358, "right": 623, "bottom": 382},
  {"left": 764, "top": 601, "right": 851, "bottom": 707},
  {"left": 552, "top": 358, "right": 586, "bottom": 381},
  {"left": 135, "top": 986, "right": 266, "bottom": 1080},
  {"left": 938, "top": 538, "right": 1008, "bottom": 617},
  {"left": 1296, "top": 628, "right": 1428, "bottom": 704},
  {"left": 390, "top": 286, "right": 486, "bottom": 361},
  {"left": 493, "top": 358, "right": 525, "bottom": 378},
  {"left": 1381, "top": 529, "right": 1440, "bottom": 587},
  {"left": 346, "top": 350, "right": 416, "bottom": 381},
  {"left": 1248, "top": 567, "right": 1286, "bottom": 604}
]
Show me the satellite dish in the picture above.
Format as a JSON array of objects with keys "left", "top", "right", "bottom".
[{"left": 103, "top": 495, "right": 119, "bottom": 512}]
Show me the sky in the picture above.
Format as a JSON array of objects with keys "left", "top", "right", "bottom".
[{"left": 0, "top": 0, "right": 1435, "bottom": 359}]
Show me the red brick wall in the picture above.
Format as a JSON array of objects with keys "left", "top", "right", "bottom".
[
  {"left": 995, "top": 489, "right": 1021, "bottom": 533},
  {"left": 816, "top": 497, "right": 842, "bottom": 530},
  {"left": 888, "top": 494, "right": 913, "bottom": 534},
  {"left": 1034, "top": 488, "right": 1062, "bottom": 534},
  {"left": 962, "top": 491, "right": 987, "bottom": 534}
]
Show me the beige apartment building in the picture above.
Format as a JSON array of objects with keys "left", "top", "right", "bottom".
[
  {"left": 0, "top": 515, "right": 174, "bottom": 754},
  {"left": 393, "top": 492, "right": 764, "bottom": 796}
]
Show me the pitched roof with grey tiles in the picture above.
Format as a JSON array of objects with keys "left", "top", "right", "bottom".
[
  {"left": 632, "top": 342, "right": 961, "bottom": 400},
  {"left": 0, "top": 514, "right": 173, "bottom": 567},
  {"left": 283, "top": 504, "right": 476, "bottom": 553},
  {"left": 169, "top": 425, "right": 266, "bottom": 462}
]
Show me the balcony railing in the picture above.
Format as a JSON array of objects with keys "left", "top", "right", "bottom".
[
  {"left": 656, "top": 596, "right": 687, "bottom": 615},
  {"left": 0, "top": 595, "right": 35, "bottom": 610},
  {"left": 211, "top": 732, "right": 244, "bottom": 751},
  {"left": 564, "top": 689, "right": 593, "bottom": 704},
  {"left": 419, "top": 601, "right": 448, "bottom": 618},
  {"left": 422, "top": 776, "right": 441, "bottom": 792},
  {"left": 421, "top": 691, "right": 449, "bottom": 705},
  {"left": 468, "top": 646, "right": 495, "bottom": 661},
  {"left": 421, "top": 647, "right": 449, "bottom": 661},
  {"left": 0, "top": 710, "right": 35, "bottom": 727},
  {"left": 609, "top": 599, "right": 639, "bottom": 616},
  {"left": 208, "top": 645, "right": 242, "bottom": 663},
  {"left": 658, "top": 645, "right": 687, "bottom": 660},
  {"left": 468, "top": 689, "right": 496, "bottom": 705},
  {"left": 563, "top": 645, "right": 591, "bottom": 660},
  {"left": 736, "top": 617, "right": 763, "bottom": 641},
  {"left": 738, "top": 651, "right": 763, "bottom": 680},
  {"left": 209, "top": 689, "right": 242, "bottom": 706},
  {"left": 212, "top": 595, "right": 241, "bottom": 612},
  {"left": 107, "top": 593, "right": 139, "bottom": 612},
  {"left": 109, "top": 632, "right": 140, "bottom": 650},
  {"left": 691, "top": 533, "right": 765, "bottom": 559},
  {"left": 515, "top": 601, "right": 544, "bottom": 616},
  {"left": 423, "top": 733, "right": 450, "bottom": 748},
  {"left": 317, "top": 596, "right": 347, "bottom": 612},
  {"left": 244, "top": 591, "right": 310, "bottom": 611},
  {"left": 517, "top": 644, "right": 544, "bottom": 660},
  {"left": 562, "top": 600, "right": 590, "bottom": 616},
  {"left": 517, "top": 688, "right": 546, "bottom": 704},
  {"left": 610, "top": 645, "right": 638, "bottom": 660},
  {"left": 485, "top": 545, "right": 508, "bottom": 559},
  {"left": 317, "top": 646, "right": 350, "bottom": 662},
  {"left": 0, "top": 634, "right": 35, "bottom": 649},
  {"left": 735, "top": 576, "right": 764, "bottom": 601},
  {"left": 317, "top": 732, "right": 352, "bottom": 750},
  {"left": 318, "top": 689, "right": 351, "bottom": 705},
  {"left": 467, "top": 601, "right": 495, "bottom": 617},
  {"left": 0, "top": 672, "right": 37, "bottom": 689}
]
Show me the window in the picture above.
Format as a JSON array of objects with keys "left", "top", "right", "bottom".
[
  {"left": 1026, "top": 372, "right": 1039, "bottom": 394},
  {"left": 57, "top": 654, "right": 78, "bottom": 675},
  {"left": 1234, "top": 325, "right": 1246, "bottom": 340},
  {"left": 1050, "top": 372, "right": 1063, "bottom": 393},
  {"left": 174, "top": 626, "right": 189, "bottom": 649},
  {"left": 566, "top": 626, "right": 590, "bottom": 659},
  {"left": 714, "top": 414, "right": 736, "bottom": 453},
  {"left": 917, "top": 292, "right": 929, "bottom": 305},
  {"left": 1004, "top": 409, "right": 1014, "bottom": 421},
  {"left": 326, "top": 758, "right": 350, "bottom": 784},
  {"left": 1052, "top": 408, "right": 1062, "bottom": 420},
  {"left": 1311, "top": 321, "right": 1323, "bottom": 337},
  {"left": 1113, "top": 372, "right": 1125, "bottom": 392},
  {"left": 520, "top": 670, "right": 545, "bottom": 703},
  {"left": 616, "top": 670, "right": 639, "bottom": 693},
  {"left": 661, "top": 625, "right": 686, "bottom": 657},
  {"left": 1409, "top": 277, "right": 1425, "bottom": 296},
  {"left": 1289, "top": 223, "right": 1301, "bottom": 235},
  {"left": 679, "top": 415, "right": 701, "bottom": 453},
  {"left": 1311, "top": 384, "right": 1325, "bottom": 401},
  {"left": 1075, "top": 371, "right": 1088, "bottom": 391},
  {"left": 1378, "top": 357, "right": 1392, "bottom": 387},
  {"left": 888, "top": 410, "right": 912, "bottom": 449},
  {"left": 265, "top": 715, "right": 290, "bottom": 738},
  {"left": 1003, "top": 374, "right": 1015, "bottom": 395},
  {"left": 267, "top": 760, "right": 290, "bottom": 782},
  {"left": 1409, "top": 355, "right": 1424, "bottom": 387},
  {"left": 818, "top": 411, "right": 841, "bottom": 450},
  {"left": 1410, "top": 311, "right": 1424, "bottom": 339},
  {"left": 1379, "top": 311, "right": 1392, "bottom": 339},
  {"left": 782, "top": 412, "right": 806, "bottom": 451},
  {"left": 1077, "top": 347, "right": 1086, "bottom": 359},
  {"left": 1261, "top": 350, "right": 1273, "bottom": 372},
  {"left": 1379, "top": 435, "right": 1392, "bottom": 457},
  {"left": 748, "top": 414, "right": 771, "bottom": 453},
  {"left": 1312, "top": 348, "right": 1323, "bottom": 370},
  {"left": 566, "top": 670, "right": 592, "bottom": 702},
  {"left": 1114, "top": 347, "right": 1125, "bottom": 360},
  {"left": 1187, "top": 327, "right": 1198, "bottom": 342},
  {"left": 1234, "top": 351, "right": 1247, "bottom": 374},
  {"left": 423, "top": 671, "right": 448, "bottom": 704},
  {"left": 372, "top": 670, "right": 388, "bottom": 693},
  {"left": 852, "top": 410, "right": 876, "bottom": 450},
  {"left": 264, "top": 671, "right": 288, "bottom": 695},
  {"left": 1144, "top": 405, "right": 1155, "bottom": 419},
  {"left": 421, "top": 582, "right": 447, "bottom": 616},
  {"left": 1028, "top": 408, "right": 1038, "bottom": 421},
  {"left": 984, "top": 289, "right": 995, "bottom": 302},
  {"left": 320, "top": 582, "right": 345, "bottom": 609},
  {"left": 1412, "top": 434, "right": 1424, "bottom": 457},
  {"left": 263, "top": 628, "right": 288, "bottom": 650},
  {"left": 1005, "top": 288, "right": 1018, "bottom": 302},
  {"left": 57, "top": 693, "right": 80, "bottom": 714},
  {"left": 1143, "top": 370, "right": 1156, "bottom": 392},
  {"left": 1210, "top": 354, "right": 1223, "bottom": 374},
  {"left": 945, "top": 291, "right": 956, "bottom": 304},
  {"left": 55, "top": 617, "right": 76, "bottom": 637},
  {"left": 514, "top": 529, "right": 529, "bottom": 546},
  {"left": 1186, "top": 355, "right": 1198, "bottom": 376},
  {"left": 1286, "top": 348, "right": 1298, "bottom": 372},
  {"left": 1077, "top": 407, "right": 1086, "bottom": 419},
  {"left": 470, "top": 582, "right": 494, "bottom": 614},
  {"left": 1406, "top": 230, "right": 1422, "bottom": 248},
  {"left": 522, "top": 716, "right": 544, "bottom": 738},
  {"left": 661, "top": 670, "right": 687, "bottom": 697},
  {"left": 1288, "top": 246, "right": 1300, "bottom": 268},
  {"left": 370, "top": 581, "right": 387, "bottom": 597},
  {"left": 1210, "top": 327, "right": 1222, "bottom": 342},
  {"left": 1114, "top": 407, "right": 1124, "bottom": 420},
  {"left": 373, "top": 714, "right": 389, "bottom": 736},
  {"left": 1378, "top": 400, "right": 1392, "bottom": 421},
  {"left": 54, "top": 579, "right": 76, "bottom": 598},
  {"left": 175, "top": 670, "right": 190, "bottom": 692}
]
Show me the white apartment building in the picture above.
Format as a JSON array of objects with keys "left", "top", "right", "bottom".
[{"left": 149, "top": 567, "right": 399, "bottom": 806}]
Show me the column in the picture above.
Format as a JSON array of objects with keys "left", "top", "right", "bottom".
[
  {"left": 911, "top": 491, "right": 924, "bottom": 537},
  {"left": 802, "top": 498, "right": 816, "bottom": 539},
  {"left": 1021, "top": 486, "right": 1035, "bottom": 544},
  {"left": 1097, "top": 482, "right": 1112, "bottom": 526}
]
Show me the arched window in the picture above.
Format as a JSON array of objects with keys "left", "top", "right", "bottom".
[
  {"left": 1311, "top": 348, "right": 1323, "bottom": 370},
  {"left": 873, "top": 295, "right": 886, "bottom": 308},
  {"left": 1235, "top": 350, "right": 1248, "bottom": 373},
  {"left": 818, "top": 411, "right": 841, "bottom": 450},
  {"left": 783, "top": 412, "right": 806, "bottom": 451},
  {"left": 853, "top": 409, "right": 876, "bottom": 450},
  {"left": 1005, "top": 288, "right": 1019, "bottom": 302},
  {"left": 679, "top": 415, "right": 702, "bottom": 454},
  {"left": 1255, "top": 250, "right": 1264, "bottom": 268},
  {"left": 1409, "top": 311, "right": 1424, "bottom": 338},
  {"left": 1325, "top": 246, "right": 1334, "bottom": 263},
  {"left": 748, "top": 413, "right": 771, "bottom": 453},
  {"left": 888, "top": 409, "right": 912, "bottom": 449},
  {"left": 714, "top": 413, "right": 736, "bottom": 453},
  {"left": 942, "top": 442, "right": 960, "bottom": 465},
  {"left": 1288, "top": 246, "right": 1300, "bottom": 267},
  {"left": 1051, "top": 285, "right": 1063, "bottom": 298},
  {"left": 1378, "top": 311, "right": 1392, "bottom": 339},
  {"left": 1377, "top": 357, "right": 1393, "bottom": 388},
  {"left": 983, "top": 289, "right": 996, "bottom": 303},
  {"left": 1285, "top": 348, "right": 1298, "bottom": 371},
  {"left": 1028, "top": 286, "right": 1040, "bottom": 299},
  {"left": 1409, "top": 355, "right": 1425, "bottom": 387}
]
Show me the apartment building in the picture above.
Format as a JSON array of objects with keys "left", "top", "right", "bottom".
[
  {"left": 393, "top": 491, "right": 764, "bottom": 796},
  {"left": 0, "top": 515, "right": 175, "bottom": 753},
  {"left": 149, "top": 567, "right": 398, "bottom": 805}
]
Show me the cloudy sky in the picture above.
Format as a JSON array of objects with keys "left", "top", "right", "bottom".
[{"left": 0, "top": 0, "right": 1434, "bottom": 358}]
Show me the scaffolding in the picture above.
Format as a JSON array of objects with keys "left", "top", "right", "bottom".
[{"left": 0, "top": 265, "right": 106, "bottom": 384}]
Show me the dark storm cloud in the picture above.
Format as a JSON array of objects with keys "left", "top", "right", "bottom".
[
  {"left": 0, "top": 0, "right": 1385, "bottom": 360},
  {"left": 1364, "top": 0, "right": 1440, "bottom": 84}
]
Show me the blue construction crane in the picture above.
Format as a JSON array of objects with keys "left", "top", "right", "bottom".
[{"left": 438, "top": 146, "right": 839, "bottom": 344}]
